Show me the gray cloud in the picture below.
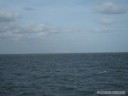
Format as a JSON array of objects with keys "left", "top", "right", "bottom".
[
  {"left": 25, "top": 24, "right": 60, "bottom": 34},
  {"left": 0, "top": 10, "right": 20, "bottom": 22},
  {"left": 0, "top": 23, "right": 61, "bottom": 40},
  {"left": 96, "top": 2, "right": 126, "bottom": 14},
  {"left": 0, "top": 10, "right": 61, "bottom": 40},
  {"left": 0, "top": 32, "right": 23, "bottom": 40},
  {"left": 0, "top": 23, "right": 23, "bottom": 40}
]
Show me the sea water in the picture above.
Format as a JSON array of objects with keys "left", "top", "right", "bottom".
[{"left": 0, "top": 53, "right": 128, "bottom": 96}]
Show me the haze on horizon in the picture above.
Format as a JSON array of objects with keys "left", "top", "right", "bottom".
[{"left": 0, "top": 0, "right": 128, "bottom": 54}]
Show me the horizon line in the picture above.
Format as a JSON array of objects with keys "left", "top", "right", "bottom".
[{"left": 0, "top": 51, "right": 128, "bottom": 55}]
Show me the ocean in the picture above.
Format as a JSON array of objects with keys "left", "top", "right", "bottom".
[{"left": 0, "top": 53, "right": 128, "bottom": 96}]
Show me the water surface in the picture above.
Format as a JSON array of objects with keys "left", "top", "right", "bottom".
[{"left": 0, "top": 53, "right": 128, "bottom": 96}]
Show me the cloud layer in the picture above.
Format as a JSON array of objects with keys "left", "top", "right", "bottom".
[
  {"left": 0, "top": 10, "right": 60, "bottom": 40},
  {"left": 0, "top": 23, "right": 60, "bottom": 40},
  {"left": 0, "top": 1, "right": 127, "bottom": 40},
  {"left": 0, "top": 10, "right": 20, "bottom": 22},
  {"left": 97, "top": 2, "right": 126, "bottom": 14}
]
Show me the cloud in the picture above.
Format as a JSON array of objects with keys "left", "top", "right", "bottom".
[
  {"left": 0, "top": 10, "right": 61, "bottom": 40},
  {"left": 100, "top": 18, "right": 114, "bottom": 25},
  {"left": 25, "top": 24, "right": 60, "bottom": 34},
  {"left": 0, "top": 23, "right": 23, "bottom": 40},
  {"left": 96, "top": 2, "right": 126, "bottom": 14},
  {"left": 0, "top": 10, "right": 20, "bottom": 22},
  {"left": 0, "top": 23, "right": 60, "bottom": 40},
  {"left": 0, "top": 32, "right": 23, "bottom": 40}
]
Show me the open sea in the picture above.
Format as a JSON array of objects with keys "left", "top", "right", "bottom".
[{"left": 0, "top": 53, "right": 128, "bottom": 96}]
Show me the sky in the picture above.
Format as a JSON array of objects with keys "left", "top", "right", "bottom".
[{"left": 0, "top": 0, "right": 128, "bottom": 54}]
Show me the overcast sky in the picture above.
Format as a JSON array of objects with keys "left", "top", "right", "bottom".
[{"left": 0, "top": 0, "right": 128, "bottom": 54}]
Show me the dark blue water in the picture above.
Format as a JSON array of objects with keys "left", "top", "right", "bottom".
[{"left": 0, "top": 53, "right": 128, "bottom": 96}]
